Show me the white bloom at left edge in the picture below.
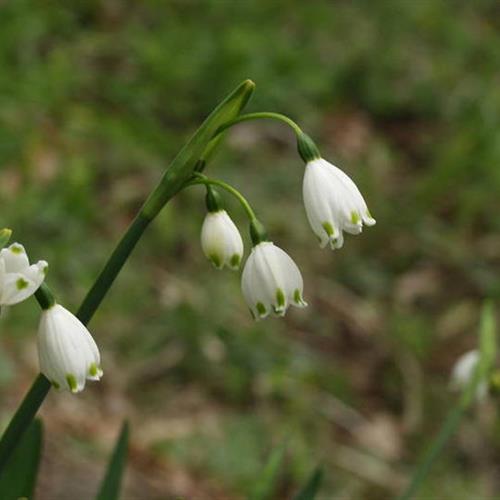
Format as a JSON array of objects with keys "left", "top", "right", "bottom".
[
  {"left": 201, "top": 210, "right": 244, "bottom": 270},
  {"left": 0, "top": 243, "right": 48, "bottom": 305},
  {"left": 450, "top": 349, "right": 487, "bottom": 401},
  {"left": 38, "top": 304, "right": 103, "bottom": 393},
  {"left": 303, "top": 158, "right": 376, "bottom": 250},
  {"left": 241, "top": 241, "right": 307, "bottom": 319}
]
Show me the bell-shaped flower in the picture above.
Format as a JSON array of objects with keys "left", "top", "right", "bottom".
[
  {"left": 0, "top": 243, "right": 48, "bottom": 306},
  {"left": 302, "top": 158, "right": 376, "bottom": 250},
  {"left": 201, "top": 210, "right": 244, "bottom": 270},
  {"left": 241, "top": 241, "right": 307, "bottom": 319},
  {"left": 450, "top": 349, "right": 487, "bottom": 401},
  {"left": 37, "top": 304, "right": 103, "bottom": 393}
]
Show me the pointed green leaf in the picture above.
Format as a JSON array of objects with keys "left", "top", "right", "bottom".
[
  {"left": 96, "top": 421, "right": 130, "bottom": 500},
  {"left": 293, "top": 467, "right": 324, "bottom": 500},
  {"left": 0, "top": 419, "right": 42, "bottom": 500},
  {"left": 249, "top": 441, "right": 287, "bottom": 500},
  {"left": 143, "top": 79, "right": 255, "bottom": 219}
]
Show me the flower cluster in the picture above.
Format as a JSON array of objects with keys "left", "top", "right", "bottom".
[
  {"left": 197, "top": 132, "right": 375, "bottom": 319},
  {"left": 0, "top": 231, "right": 102, "bottom": 393}
]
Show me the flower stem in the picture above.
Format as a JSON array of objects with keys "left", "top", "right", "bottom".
[
  {"left": 188, "top": 174, "right": 257, "bottom": 221},
  {"left": 77, "top": 212, "right": 152, "bottom": 324},
  {"left": 214, "top": 112, "right": 303, "bottom": 138},
  {"left": 0, "top": 79, "right": 255, "bottom": 475}
]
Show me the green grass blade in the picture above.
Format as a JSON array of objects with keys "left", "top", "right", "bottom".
[
  {"left": 0, "top": 419, "right": 42, "bottom": 500},
  {"left": 397, "top": 302, "right": 497, "bottom": 500},
  {"left": 249, "top": 441, "right": 287, "bottom": 500},
  {"left": 96, "top": 421, "right": 130, "bottom": 500},
  {"left": 293, "top": 466, "right": 324, "bottom": 500}
]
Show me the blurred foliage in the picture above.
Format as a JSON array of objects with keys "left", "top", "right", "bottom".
[{"left": 1, "top": 0, "right": 500, "bottom": 498}]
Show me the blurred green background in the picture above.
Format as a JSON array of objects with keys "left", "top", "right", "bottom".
[{"left": 1, "top": 1, "right": 500, "bottom": 498}]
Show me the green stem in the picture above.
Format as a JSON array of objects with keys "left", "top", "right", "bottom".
[
  {"left": 77, "top": 212, "right": 151, "bottom": 324},
  {"left": 188, "top": 174, "right": 257, "bottom": 221},
  {"left": 214, "top": 112, "right": 303, "bottom": 138},
  {"left": 396, "top": 404, "right": 466, "bottom": 500}
]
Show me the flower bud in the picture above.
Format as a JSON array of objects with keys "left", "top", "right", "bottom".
[
  {"left": 37, "top": 304, "right": 102, "bottom": 393},
  {"left": 0, "top": 243, "right": 48, "bottom": 306},
  {"left": 201, "top": 210, "right": 244, "bottom": 270},
  {"left": 241, "top": 241, "right": 307, "bottom": 319},
  {"left": 450, "top": 349, "right": 487, "bottom": 401},
  {"left": 302, "top": 158, "right": 375, "bottom": 250}
]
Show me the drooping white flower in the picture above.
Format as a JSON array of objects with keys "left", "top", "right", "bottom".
[
  {"left": 450, "top": 349, "right": 487, "bottom": 401},
  {"left": 37, "top": 304, "right": 103, "bottom": 393},
  {"left": 201, "top": 210, "right": 244, "bottom": 270},
  {"left": 0, "top": 243, "right": 48, "bottom": 306},
  {"left": 241, "top": 241, "right": 307, "bottom": 319},
  {"left": 302, "top": 158, "right": 376, "bottom": 250}
]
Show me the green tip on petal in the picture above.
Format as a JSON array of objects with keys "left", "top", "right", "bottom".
[
  {"left": 322, "top": 221, "right": 334, "bottom": 237},
  {"left": 66, "top": 374, "right": 78, "bottom": 393},
  {"left": 16, "top": 278, "right": 29, "bottom": 290},
  {"left": 229, "top": 253, "right": 241, "bottom": 269},
  {"left": 209, "top": 253, "right": 222, "bottom": 269},
  {"left": 350, "top": 211, "right": 361, "bottom": 224},
  {"left": 256, "top": 302, "right": 267, "bottom": 317},
  {"left": 276, "top": 288, "right": 285, "bottom": 308},
  {"left": 10, "top": 244, "right": 24, "bottom": 255},
  {"left": 89, "top": 363, "right": 99, "bottom": 377}
]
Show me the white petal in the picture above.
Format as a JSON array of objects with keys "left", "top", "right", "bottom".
[
  {"left": 0, "top": 243, "right": 30, "bottom": 273},
  {"left": 0, "top": 261, "right": 48, "bottom": 305},
  {"left": 37, "top": 304, "right": 102, "bottom": 392},
  {"left": 303, "top": 158, "right": 375, "bottom": 250},
  {"left": 201, "top": 210, "right": 244, "bottom": 270},
  {"left": 241, "top": 242, "right": 306, "bottom": 319}
]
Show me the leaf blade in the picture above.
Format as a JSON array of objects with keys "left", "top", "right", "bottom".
[
  {"left": 0, "top": 418, "right": 43, "bottom": 500},
  {"left": 96, "top": 421, "right": 130, "bottom": 500}
]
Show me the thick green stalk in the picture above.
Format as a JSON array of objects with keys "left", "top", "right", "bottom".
[
  {"left": 77, "top": 213, "right": 151, "bottom": 324},
  {"left": 0, "top": 79, "right": 255, "bottom": 476}
]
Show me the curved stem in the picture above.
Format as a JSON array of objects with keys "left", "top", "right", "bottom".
[
  {"left": 187, "top": 174, "right": 257, "bottom": 221},
  {"left": 214, "top": 112, "right": 303, "bottom": 138},
  {"left": 0, "top": 80, "right": 255, "bottom": 474}
]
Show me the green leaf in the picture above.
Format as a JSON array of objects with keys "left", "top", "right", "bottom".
[
  {"left": 293, "top": 467, "right": 324, "bottom": 500},
  {"left": 142, "top": 79, "right": 255, "bottom": 219},
  {"left": 248, "top": 441, "right": 287, "bottom": 500},
  {"left": 0, "top": 419, "right": 42, "bottom": 500},
  {"left": 96, "top": 421, "right": 130, "bottom": 500}
]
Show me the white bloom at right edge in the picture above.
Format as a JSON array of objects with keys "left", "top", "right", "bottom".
[
  {"left": 201, "top": 210, "right": 244, "bottom": 270},
  {"left": 241, "top": 241, "right": 307, "bottom": 320},
  {"left": 0, "top": 243, "right": 48, "bottom": 305},
  {"left": 302, "top": 158, "right": 376, "bottom": 250},
  {"left": 450, "top": 350, "right": 487, "bottom": 401},
  {"left": 38, "top": 304, "right": 103, "bottom": 393}
]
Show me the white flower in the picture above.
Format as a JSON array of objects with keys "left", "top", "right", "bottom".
[
  {"left": 450, "top": 350, "right": 487, "bottom": 401},
  {"left": 201, "top": 210, "right": 244, "bottom": 270},
  {"left": 0, "top": 243, "right": 48, "bottom": 305},
  {"left": 241, "top": 241, "right": 307, "bottom": 319},
  {"left": 302, "top": 158, "right": 376, "bottom": 250},
  {"left": 37, "top": 304, "right": 103, "bottom": 393}
]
